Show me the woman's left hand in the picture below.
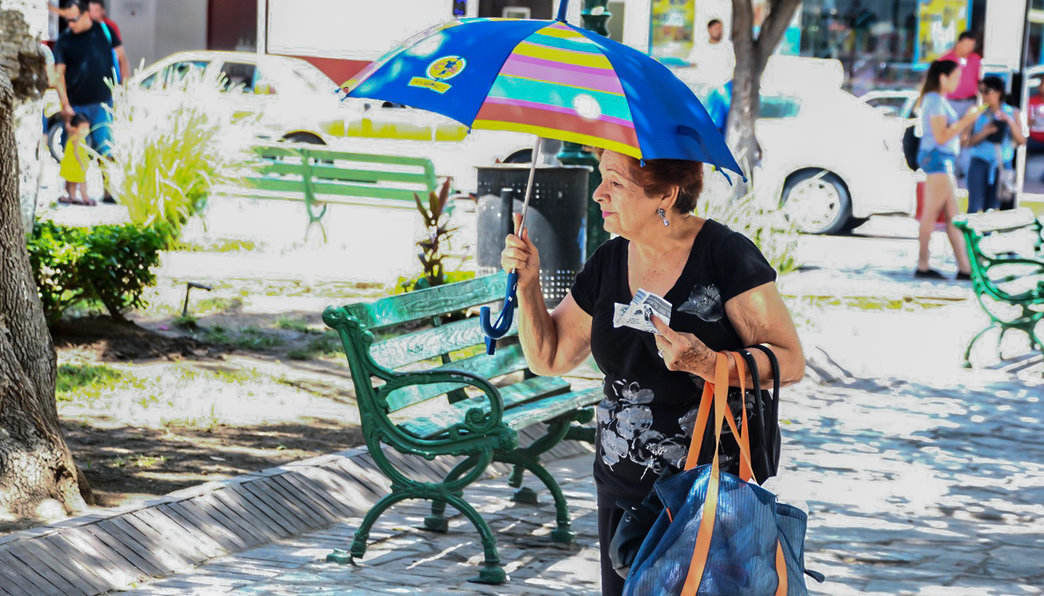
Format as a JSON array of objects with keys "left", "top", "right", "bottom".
[{"left": 652, "top": 317, "right": 716, "bottom": 378}]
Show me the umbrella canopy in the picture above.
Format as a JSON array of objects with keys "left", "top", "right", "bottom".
[{"left": 340, "top": 16, "right": 742, "bottom": 177}]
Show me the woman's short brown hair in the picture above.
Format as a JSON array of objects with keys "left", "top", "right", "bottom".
[{"left": 595, "top": 149, "right": 704, "bottom": 212}]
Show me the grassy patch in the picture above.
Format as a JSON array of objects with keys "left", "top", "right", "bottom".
[
  {"left": 109, "top": 454, "right": 168, "bottom": 469},
  {"left": 57, "top": 362, "right": 334, "bottom": 430},
  {"left": 173, "top": 238, "right": 258, "bottom": 253},
  {"left": 193, "top": 296, "right": 243, "bottom": 315},
  {"left": 276, "top": 317, "right": 315, "bottom": 334},
  {"left": 56, "top": 364, "right": 125, "bottom": 402},
  {"left": 287, "top": 334, "right": 341, "bottom": 361},
  {"left": 785, "top": 295, "right": 954, "bottom": 312},
  {"left": 201, "top": 325, "right": 284, "bottom": 350}
]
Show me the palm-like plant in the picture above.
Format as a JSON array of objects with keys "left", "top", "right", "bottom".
[{"left": 102, "top": 70, "right": 256, "bottom": 246}]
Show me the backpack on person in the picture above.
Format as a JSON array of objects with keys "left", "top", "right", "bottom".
[
  {"left": 902, "top": 124, "right": 920, "bottom": 171},
  {"left": 98, "top": 21, "right": 120, "bottom": 84}
]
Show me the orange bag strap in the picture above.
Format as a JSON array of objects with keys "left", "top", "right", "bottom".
[
  {"left": 680, "top": 352, "right": 730, "bottom": 596},
  {"left": 685, "top": 352, "right": 754, "bottom": 480},
  {"left": 679, "top": 352, "right": 759, "bottom": 595}
]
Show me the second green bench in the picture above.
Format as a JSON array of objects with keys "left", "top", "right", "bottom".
[{"left": 954, "top": 208, "right": 1044, "bottom": 367}]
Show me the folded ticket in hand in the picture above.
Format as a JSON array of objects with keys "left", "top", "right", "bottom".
[{"left": 613, "top": 289, "right": 672, "bottom": 334}]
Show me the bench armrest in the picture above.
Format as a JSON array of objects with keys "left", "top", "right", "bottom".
[{"left": 379, "top": 368, "right": 506, "bottom": 436}]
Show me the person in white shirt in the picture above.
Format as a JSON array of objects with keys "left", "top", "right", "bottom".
[{"left": 686, "top": 18, "right": 735, "bottom": 87}]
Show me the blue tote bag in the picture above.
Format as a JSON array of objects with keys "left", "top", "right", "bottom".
[{"left": 623, "top": 352, "right": 817, "bottom": 595}]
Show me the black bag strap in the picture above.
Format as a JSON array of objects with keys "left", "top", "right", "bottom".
[
  {"left": 739, "top": 348, "right": 772, "bottom": 482},
  {"left": 746, "top": 344, "right": 780, "bottom": 420}
]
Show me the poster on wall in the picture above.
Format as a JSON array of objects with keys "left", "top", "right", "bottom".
[
  {"left": 917, "top": 0, "right": 969, "bottom": 63},
  {"left": 650, "top": 0, "right": 695, "bottom": 61}
]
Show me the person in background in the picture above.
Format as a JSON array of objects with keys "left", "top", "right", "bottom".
[
  {"left": 963, "top": 76, "right": 1027, "bottom": 213},
  {"left": 88, "top": 0, "right": 128, "bottom": 82},
  {"left": 54, "top": 0, "right": 121, "bottom": 202},
  {"left": 58, "top": 113, "right": 95, "bottom": 206},
  {"left": 914, "top": 59, "right": 981, "bottom": 281},
  {"left": 940, "top": 31, "right": 982, "bottom": 177},
  {"left": 687, "top": 18, "right": 735, "bottom": 87}
]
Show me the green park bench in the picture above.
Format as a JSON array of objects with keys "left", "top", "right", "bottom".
[
  {"left": 240, "top": 144, "right": 439, "bottom": 235},
  {"left": 954, "top": 208, "right": 1044, "bottom": 367},
  {"left": 321, "top": 272, "right": 600, "bottom": 584}
]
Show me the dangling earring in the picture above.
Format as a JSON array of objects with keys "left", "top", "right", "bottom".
[{"left": 657, "top": 208, "right": 670, "bottom": 227}]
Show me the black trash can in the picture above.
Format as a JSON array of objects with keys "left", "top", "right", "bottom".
[{"left": 476, "top": 164, "right": 592, "bottom": 308}]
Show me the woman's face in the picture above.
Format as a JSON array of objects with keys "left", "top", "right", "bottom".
[
  {"left": 941, "top": 67, "right": 962, "bottom": 94},
  {"left": 593, "top": 150, "right": 664, "bottom": 238}
]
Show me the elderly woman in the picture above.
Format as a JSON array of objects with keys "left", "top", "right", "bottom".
[{"left": 500, "top": 150, "right": 804, "bottom": 595}]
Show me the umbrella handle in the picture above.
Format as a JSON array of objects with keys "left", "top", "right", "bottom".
[{"left": 479, "top": 271, "right": 518, "bottom": 355}]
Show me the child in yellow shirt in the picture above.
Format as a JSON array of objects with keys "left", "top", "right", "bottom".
[{"left": 58, "top": 114, "right": 95, "bottom": 206}]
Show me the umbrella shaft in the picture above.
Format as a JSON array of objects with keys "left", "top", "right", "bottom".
[{"left": 518, "top": 136, "right": 541, "bottom": 235}]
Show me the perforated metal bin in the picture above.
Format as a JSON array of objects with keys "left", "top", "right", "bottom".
[{"left": 475, "top": 164, "right": 592, "bottom": 308}]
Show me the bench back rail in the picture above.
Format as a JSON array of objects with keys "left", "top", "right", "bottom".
[
  {"left": 324, "top": 273, "right": 526, "bottom": 458},
  {"left": 239, "top": 144, "right": 438, "bottom": 226}
]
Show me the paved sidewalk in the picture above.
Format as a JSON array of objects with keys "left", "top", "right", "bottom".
[{"left": 115, "top": 304, "right": 1043, "bottom": 595}]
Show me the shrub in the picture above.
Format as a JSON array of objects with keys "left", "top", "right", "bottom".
[
  {"left": 28, "top": 221, "right": 164, "bottom": 321},
  {"left": 102, "top": 70, "right": 256, "bottom": 247},
  {"left": 697, "top": 187, "right": 799, "bottom": 276},
  {"left": 395, "top": 179, "right": 476, "bottom": 293}
]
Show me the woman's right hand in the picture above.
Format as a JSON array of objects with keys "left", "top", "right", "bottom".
[{"left": 501, "top": 212, "right": 541, "bottom": 289}]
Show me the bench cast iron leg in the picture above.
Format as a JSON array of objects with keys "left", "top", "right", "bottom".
[
  {"left": 346, "top": 491, "right": 412, "bottom": 562},
  {"left": 425, "top": 454, "right": 480, "bottom": 533},
  {"left": 963, "top": 323, "right": 997, "bottom": 368},
  {"left": 497, "top": 450, "right": 575, "bottom": 545},
  {"left": 517, "top": 458, "right": 574, "bottom": 545},
  {"left": 443, "top": 493, "right": 506, "bottom": 584}
]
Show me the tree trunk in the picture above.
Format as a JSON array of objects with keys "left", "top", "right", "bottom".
[
  {"left": 726, "top": 0, "right": 802, "bottom": 195},
  {"left": 0, "top": 6, "right": 90, "bottom": 523}
]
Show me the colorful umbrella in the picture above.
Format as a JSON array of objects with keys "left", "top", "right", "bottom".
[{"left": 339, "top": 1, "right": 742, "bottom": 351}]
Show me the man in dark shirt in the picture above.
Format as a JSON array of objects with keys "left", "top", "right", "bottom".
[{"left": 54, "top": 0, "right": 125, "bottom": 201}]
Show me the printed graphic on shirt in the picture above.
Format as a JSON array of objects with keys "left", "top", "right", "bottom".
[
  {"left": 678, "top": 283, "right": 724, "bottom": 322},
  {"left": 597, "top": 379, "right": 697, "bottom": 477}
]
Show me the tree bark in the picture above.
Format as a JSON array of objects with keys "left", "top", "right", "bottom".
[
  {"left": 726, "top": 0, "right": 802, "bottom": 193},
  {"left": 0, "top": 7, "right": 89, "bottom": 522}
]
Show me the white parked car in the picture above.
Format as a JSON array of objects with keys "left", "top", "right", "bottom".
[
  {"left": 860, "top": 89, "right": 918, "bottom": 120},
  {"left": 679, "top": 56, "right": 918, "bottom": 234},
  {"left": 46, "top": 50, "right": 535, "bottom": 193}
]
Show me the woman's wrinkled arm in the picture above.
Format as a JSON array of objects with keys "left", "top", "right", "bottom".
[
  {"left": 724, "top": 282, "right": 804, "bottom": 386},
  {"left": 501, "top": 212, "right": 592, "bottom": 376},
  {"left": 516, "top": 288, "right": 592, "bottom": 376}
]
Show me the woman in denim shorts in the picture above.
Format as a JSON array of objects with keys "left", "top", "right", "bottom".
[{"left": 914, "top": 59, "right": 984, "bottom": 280}]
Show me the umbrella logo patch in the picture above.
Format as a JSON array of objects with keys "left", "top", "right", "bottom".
[{"left": 409, "top": 56, "right": 466, "bottom": 94}]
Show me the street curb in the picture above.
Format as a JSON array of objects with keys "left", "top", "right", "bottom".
[{"left": 0, "top": 426, "right": 595, "bottom": 595}]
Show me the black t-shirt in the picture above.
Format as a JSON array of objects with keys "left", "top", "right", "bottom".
[
  {"left": 54, "top": 21, "right": 121, "bottom": 106},
  {"left": 570, "top": 219, "right": 777, "bottom": 504}
]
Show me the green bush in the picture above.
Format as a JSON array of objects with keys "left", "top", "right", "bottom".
[{"left": 28, "top": 221, "right": 164, "bottom": 321}]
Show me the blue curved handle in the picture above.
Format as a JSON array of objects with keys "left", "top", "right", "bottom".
[{"left": 479, "top": 271, "right": 518, "bottom": 354}]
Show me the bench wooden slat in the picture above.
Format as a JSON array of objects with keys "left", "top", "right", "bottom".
[
  {"left": 251, "top": 145, "right": 436, "bottom": 171},
  {"left": 398, "top": 376, "right": 575, "bottom": 438},
  {"left": 503, "top": 387, "right": 602, "bottom": 430},
  {"left": 369, "top": 316, "right": 517, "bottom": 370},
  {"left": 384, "top": 343, "right": 530, "bottom": 411},
  {"left": 256, "top": 162, "right": 434, "bottom": 187},
  {"left": 243, "top": 177, "right": 423, "bottom": 202},
  {"left": 335, "top": 272, "right": 507, "bottom": 330}
]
